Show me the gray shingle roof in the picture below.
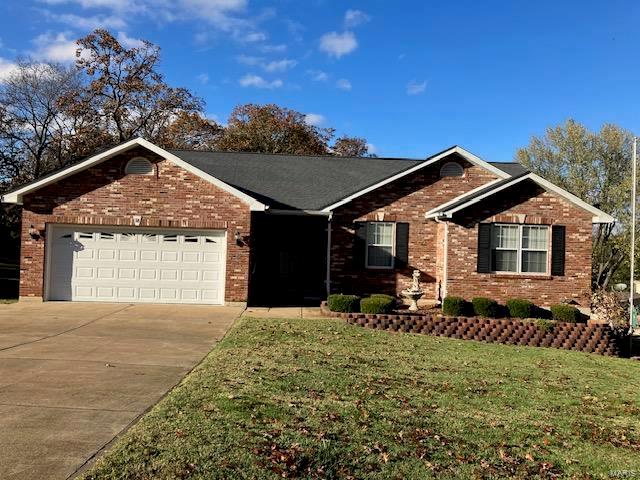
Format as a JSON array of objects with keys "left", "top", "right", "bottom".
[{"left": 171, "top": 149, "right": 526, "bottom": 211}]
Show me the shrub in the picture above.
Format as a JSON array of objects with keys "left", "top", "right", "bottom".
[
  {"left": 442, "top": 296, "right": 469, "bottom": 316},
  {"left": 535, "top": 318, "right": 555, "bottom": 332},
  {"left": 327, "top": 294, "right": 360, "bottom": 313},
  {"left": 472, "top": 297, "right": 500, "bottom": 318},
  {"left": 551, "top": 304, "right": 582, "bottom": 323},
  {"left": 360, "top": 296, "right": 395, "bottom": 314},
  {"left": 369, "top": 294, "right": 396, "bottom": 306},
  {"left": 506, "top": 298, "right": 535, "bottom": 318}
]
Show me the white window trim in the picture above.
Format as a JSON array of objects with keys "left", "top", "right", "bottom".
[
  {"left": 490, "top": 223, "right": 550, "bottom": 275},
  {"left": 365, "top": 222, "right": 396, "bottom": 269}
]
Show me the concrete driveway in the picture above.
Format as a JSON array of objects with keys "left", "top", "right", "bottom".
[{"left": 0, "top": 302, "right": 242, "bottom": 480}]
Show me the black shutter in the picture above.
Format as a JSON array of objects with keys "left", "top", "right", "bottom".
[
  {"left": 551, "top": 225, "right": 566, "bottom": 276},
  {"left": 477, "top": 223, "right": 492, "bottom": 273},
  {"left": 395, "top": 222, "right": 409, "bottom": 268},
  {"left": 353, "top": 222, "right": 367, "bottom": 268}
]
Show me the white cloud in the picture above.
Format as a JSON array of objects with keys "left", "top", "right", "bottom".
[
  {"left": 0, "top": 57, "right": 18, "bottom": 81},
  {"left": 241, "top": 32, "right": 267, "bottom": 43},
  {"left": 238, "top": 74, "right": 282, "bottom": 89},
  {"left": 237, "top": 55, "right": 296, "bottom": 72},
  {"left": 117, "top": 31, "right": 144, "bottom": 48},
  {"left": 263, "top": 59, "right": 296, "bottom": 72},
  {"left": 237, "top": 54, "right": 263, "bottom": 66},
  {"left": 319, "top": 31, "right": 357, "bottom": 58},
  {"left": 259, "top": 44, "right": 287, "bottom": 53},
  {"left": 366, "top": 143, "right": 377, "bottom": 155},
  {"left": 38, "top": 0, "right": 256, "bottom": 43},
  {"left": 344, "top": 9, "right": 370, "bottom": 28},
  {"left": 407, "top": 80, "right": 427, "bottom": 95},
  {"left": 31, "top": 32, "right": 79, "bottom": 62},
  {"left": 304, "top": 113, "right": 325, "bottom": 126},
  {"left": 44, "top": 12, "right": 127, "bottom": 30},
  {"left": 307, "top": 69, "right": 328, "bottom": 82},
  {"left": 196, "top": 73, "right": 209, "bottom": 84},
  {"left": 336, "top": 78, "right": 351, "bottom": 90}
]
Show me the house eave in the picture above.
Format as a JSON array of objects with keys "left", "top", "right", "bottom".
[{"left": 1, "top": 137, "right": 268, "bottom": 211}]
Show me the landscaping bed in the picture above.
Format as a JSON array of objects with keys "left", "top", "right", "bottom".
[
  {"left": 320, "top": 302, "right": 620, "bottom": 356},
  {"left": 82, "top": 317, "right": 640, "bottom": 479}
]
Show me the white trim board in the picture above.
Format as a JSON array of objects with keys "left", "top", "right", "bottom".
[
  {"left": 425, "top": 172, "right": 615, "bottom": 224},
  {"left": 1, "top": 137, "right": 267, "bottom": 211},
  {"left": 320, "top": 146, "right": 510, "bottom": 212}
]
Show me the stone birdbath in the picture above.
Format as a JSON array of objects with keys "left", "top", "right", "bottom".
[{"left": 402, "top": 270, "right": 424, "bottom": 311}]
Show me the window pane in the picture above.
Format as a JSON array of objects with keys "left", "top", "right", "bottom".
[
  {"left": 367, "top": 223, "right": 393, "bottom": 245},
  {"left": 368, "top": 245, "right": 393, "bottom": 267},
  {"left": 492, "top": 250, "right": 517, "bottom": 272},
  {"left": 522, "top": 226, "right": 548, "bottom": 249},
  {"left": 492, "top": 225, "right": 518, "bottom": 249},
  {"left": 522, "top": 251, "right": 547, "bottom": 273}
]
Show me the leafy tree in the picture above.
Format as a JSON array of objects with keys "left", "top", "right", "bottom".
[
  {"left": 63, "top": 29, "right": 204, "bottom": 143},
  {"left": 333, "top": 136, "right": 369, "bottom": 156},
  {"left": 155, "top": 111, "right": 222, "bottom": 151},
  {"left": 215, "top": 104, "right": 334, "bottom": 155},
  {"left": 515, "top": 119, "right": 633, "bottom": 288}
]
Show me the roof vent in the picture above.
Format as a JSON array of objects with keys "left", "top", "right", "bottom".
[
  {"left": 440, "top": 161, "right": 464, "bottom": 178},
  {"left": 125, "top": 157, "right": 154, "bottom": 175}
]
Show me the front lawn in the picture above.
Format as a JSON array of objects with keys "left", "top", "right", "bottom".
[{"left": 84, "top": 317, "right": 640, "bottom": 479}]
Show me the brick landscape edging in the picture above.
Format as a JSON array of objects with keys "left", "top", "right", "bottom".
[{"left": 320, "top": 303, "right": 620, "bottom": 356}]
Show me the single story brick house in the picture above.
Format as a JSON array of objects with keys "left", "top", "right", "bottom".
[{"left": 2, "top": 138, "right": 613, "bottom": 307}]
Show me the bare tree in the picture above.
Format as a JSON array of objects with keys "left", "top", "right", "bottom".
[
  {"left": 64, "top": 29, "right": 203, "bottom": 143},
  {"left": 0, "top": 61, "right": 90, "bottom": 184}
]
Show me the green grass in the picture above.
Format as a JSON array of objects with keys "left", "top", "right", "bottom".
[
  {"left": 84, "top": 317, "right": 640, "bottom": 479},
  {"left": 0, "top": 299, "right": 17, "bottom": 304}
]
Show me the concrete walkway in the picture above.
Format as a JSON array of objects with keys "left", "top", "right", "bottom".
[
  {"left": 242, "top": 306, "right": 325, "bottom": 318},
  {"left": 0, "top": 302, "right": 242, "bottom": 480}
]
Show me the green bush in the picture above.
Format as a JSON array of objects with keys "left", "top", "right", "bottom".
[
  {"left": 506, "top": 298, "right": 535, "bottom": 318},
  {"left": 360, "top": 296, "right": 395, "bottom": 314},
  {"left": 369, "top": 294, "right": 396, "bottom": 305},
  {"left": 442, "top": 296, "right": 469, "bottom": 316},
  {"left": 471, "top": 297, "right": 500, "bottom": 318},
  {"left": 535, "top": 318, "right": 555, "bottom": 332},
  {"left": 551, "top": 304, "right": 582, "bottom": 323},
  {"left": 327, "top": 294, "right": 360, "bottom": 313}
]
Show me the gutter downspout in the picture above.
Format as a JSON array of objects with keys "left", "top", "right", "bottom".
[
  {"left": 434, "top": 217, "right": 449, "bottom": 302},
  {"left": 326, "top": 212, "right": 333, "bottom": 297}
]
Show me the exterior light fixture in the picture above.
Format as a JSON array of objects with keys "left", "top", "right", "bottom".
[{"left": 234, "top": 231, "right": 243, "bottom": 246}]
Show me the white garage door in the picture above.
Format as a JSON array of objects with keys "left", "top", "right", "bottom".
[{"left": 47, "top": 226, "right": 226, "bottom": 304}]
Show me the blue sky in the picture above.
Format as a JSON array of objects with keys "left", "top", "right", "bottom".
[{"left": 0, "top": 0, "right": 638, "bottom": 160}]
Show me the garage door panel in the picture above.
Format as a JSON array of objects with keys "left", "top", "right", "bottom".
[
  {"left": 119, "top": 250, "right": 137, "bottom": 261},
  {"left": 48, "top": 226, "right": 225, "bottom": 304}
]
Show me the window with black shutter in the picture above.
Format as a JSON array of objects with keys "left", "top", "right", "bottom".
[
  {"left": 551, "top": 225, "right": 566, "bottom": 276},
  {"left": 395, "top": 223, "right": 409, "bottom": 268}
]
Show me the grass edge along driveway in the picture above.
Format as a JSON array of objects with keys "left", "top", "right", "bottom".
[{"left": 83, "top": 317, "right": 640, "bottom": 480}]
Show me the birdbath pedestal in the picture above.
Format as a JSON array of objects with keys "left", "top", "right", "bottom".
[{"left": 402, "top": 270, "right": 424, "bottom": 311}]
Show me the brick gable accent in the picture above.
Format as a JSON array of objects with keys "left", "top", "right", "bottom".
[
  {"left": 329, "top": 158, "right": 593, "bottom": 307},
  {"left": 446, "top": 182, "right": 592, "bottom": 306},
  {"left": 20, "top": 147, "right": 251, "bottom": 302},
  {"left": 330, "top": 157, "right": 499, "bottom": 298}
]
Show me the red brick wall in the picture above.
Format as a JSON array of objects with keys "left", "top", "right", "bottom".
[
  {"left": 20, "top": 147, "right": 252, "bottom": 302},
  {"left": 446, "top": 181, "right": 593, "bottom": 306},
  {"left": 330, "top": 158, "right": 594, "bottom": 307},
  {"left": 330, "top": 155, "right": 499, "bottom": 298}
]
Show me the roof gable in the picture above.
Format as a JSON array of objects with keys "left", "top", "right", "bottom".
[
  {"left": 425, "top": 172, "right": 614, "bottom": 224},
  {"left": 1, "top": 138, "right": 267, "bottom": 211},
  {"left": 319, "top": 146, "right": 511, "bottom": 212}
]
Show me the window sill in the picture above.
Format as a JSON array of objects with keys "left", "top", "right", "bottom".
[{"left": 486, "top": 273, "right": 553, "bottom": 280}]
